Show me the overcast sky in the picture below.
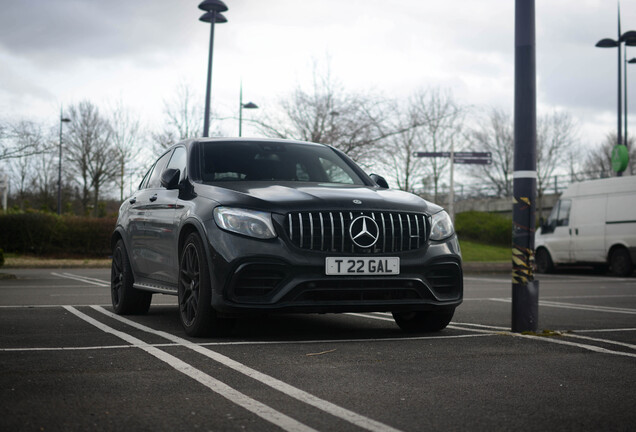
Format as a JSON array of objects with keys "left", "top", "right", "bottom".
[{"left": 1, "top": 0, "right": 635, "bottom": 156}]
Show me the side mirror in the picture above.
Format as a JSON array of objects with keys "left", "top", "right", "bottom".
[
  {"left": 161, "top": 168, "right": 180, "bottom": 190},
  {"left": 369, "top": 173, "right": 389, "bottom": 189}
]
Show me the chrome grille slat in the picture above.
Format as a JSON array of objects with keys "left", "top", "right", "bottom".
[
  {"left": 286, "top": 211, "right": 428, "bottom": 253},
  {"left": 319, "top": 213, "right": 324, "bottom": 251},
  {"left": 309, "top": 213, "right": 314, "bottom": 250},
  {"left": 298, "top": 213, "right": 303, "bottom": 248}
]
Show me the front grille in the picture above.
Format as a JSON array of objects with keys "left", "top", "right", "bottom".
[{"left": 285, "top": 211, "right": 429, "bottom": 254}]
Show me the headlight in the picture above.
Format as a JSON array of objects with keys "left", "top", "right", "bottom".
[
  {"left": 430, "top": 210, "right": 454, "bottom": 241},
  {"left": 213, "top": 207, "right": 277, "bottom": 239}
]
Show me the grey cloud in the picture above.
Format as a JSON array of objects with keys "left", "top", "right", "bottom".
[{"left": 0, "top": 0, "right": 202, "bottom": 67}]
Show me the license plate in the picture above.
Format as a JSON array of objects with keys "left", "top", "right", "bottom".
[{"left": 325, "top": 257, "right": 400, "bottom": 275}]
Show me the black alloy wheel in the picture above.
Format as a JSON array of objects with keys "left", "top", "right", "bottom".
[
  {"left": 392, "top": 309, "right": 455, "bottom": 333},
  {"left": 111, "top": 239, "right": 152, "bottom": 315},
  {"left": 178, "top": 233, "right": 234, "bottom": 337}
]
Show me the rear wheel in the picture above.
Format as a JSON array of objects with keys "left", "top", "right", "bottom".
[
  {"left": 178, "top": 233, "right": 234, "bottom": 337},
  {"left": 111, "top": 239, "right": 152, "bottom": 314},
  {"left": 535, "top": 248, "right": 554, "bottom": 274},
  {"left": 392, "top": 309, "right": 455, "bottom": 333},
  {"left": 610, "top": 247, "right": 633, "bottom": 277}
]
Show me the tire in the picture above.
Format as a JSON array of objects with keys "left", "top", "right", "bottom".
[
  {"left": 111, "top": 239, "right": 152, "bottom": 315},
  {"left": 392, "top": 309, "right": 455, "bottom": 333},
  {"left": 535, "top": 248, "right": 554, "bottom": 274},
  {"left": 178, "top": 233, "right": 234, "bottom": 337},
  {"left": 610, "top": 248, "right": 633, "bottom": 277}
]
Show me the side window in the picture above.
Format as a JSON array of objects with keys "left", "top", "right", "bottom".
[
  {"left": 147, "top": 151, "right": 173, "bottom": 189},
  {"left": 166, "top": 147, "right": 187, "bottom": 181},
  {"left": 556, "top": 199, "right": 571, "bottom": 227}
]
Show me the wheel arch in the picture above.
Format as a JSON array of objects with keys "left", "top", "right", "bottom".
[
  {"left": 111, "top": 226, "right": 127, "bottom": 251},
  {"left": 607, "top": 243, "right": 629, "bottom": 263}
]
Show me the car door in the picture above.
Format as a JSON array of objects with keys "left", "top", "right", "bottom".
[
  {"left": 128, "top": 151, "right": 173, "bottom": 280},
  {"left": 144, "top": 146, "right": 188, "bottom": 285},
  {"left": 540, "top": 199, "right": 573, "bottom": 264},
  {"left": 571, "top": 196, "right": 606, "bottom": 263}
]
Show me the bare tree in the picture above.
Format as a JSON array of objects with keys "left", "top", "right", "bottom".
[
  {"left": 31, "top": 143, "right": 58, "bottom": 211},
  {"left": 254, "top": 65, "right": 392, "bottom": 163},
  {"left": 151, "top": 82, "right": 209, "bottom": 154},
  {"left": 0, "top": 119, "right": 49, "bottom": 161},
  {"left": 580, "top": 133, "right": 635, "bottom": 178},
  {"left": 535, "top": 111, "right": 577, "bottom": 214},
  {"left": 466, "top": 108, "right": 514, "bottom": 197},
  {"left": 65, "top": 101, "right": 118, "bottom": 216},
  {"left": 110, "top": 100, "right": 143, "bottom": 201},
  {"left": 4, "top": 121, "right": 47, "bottom": 209},
  {"left": 403, "top": 89, "right": 464, "bottom": 201}
]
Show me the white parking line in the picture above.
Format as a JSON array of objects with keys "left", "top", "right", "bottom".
[
  {"left": 91, "top": 306, "right": 403, "bottom": 432},
  {"left": 51, "top": 272, "right": 110, "bottom": 287},
  {"left": 489, "top": 298, "right": 636, "bottom": 315},
  {"left": 64, "top": 306, "right": 318, "bottom": 432},
  {"left": 349, "top": 313, "right": 636, "bottom": 359}
]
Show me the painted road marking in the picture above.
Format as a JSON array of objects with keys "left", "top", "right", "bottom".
[
  {"left": 350, "top": 313, "right": 636, "bottom": 359},
  {"left": 92, "top": 306, "right": 404, "bottom": 432},
  {"left": 64, "top": 306, "right": 319, "bottom": 432},
  {"left": 489, "top": 298, "right": 636, "bottom": 315},
  {"left": 51, "top": 272, "right": 110, "bottom": 287}
]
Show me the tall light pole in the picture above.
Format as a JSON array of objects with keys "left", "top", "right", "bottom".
[
  {"left": 199, "top": 0, "right": 228, "bottom": 137},
  {"left": 57, "top": 110, "right": 71, "bottom": 215},
  {"left": 511, "top": 0, "right": 538, "bottom": 332},
  {"left": 628, "top": 57, "right": 636, "bottom": 147},
  {"left": 239, "top": 81, "right": 258, "bottom": 137},
  {"left": 595, "top": 8, "right": 636, "bottom": 176}
]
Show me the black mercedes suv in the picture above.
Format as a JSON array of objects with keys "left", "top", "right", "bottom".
[{"left": 111, "top": 138, "right": 463, "bottom": 336}]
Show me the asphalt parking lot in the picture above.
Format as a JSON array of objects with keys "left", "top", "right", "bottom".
[{"left": 1, "top": 268, "right": 634, "bottom": 431}]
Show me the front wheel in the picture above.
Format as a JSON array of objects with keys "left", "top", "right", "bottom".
[
  {"left": 111, "top": 239, "right": 152, "bottom": 315},
  {"left": 392, "top": 309, "right": 455, "bottom": 333},
  {"left": 178, "top": 233, "right": 234, "bottom": 337}
]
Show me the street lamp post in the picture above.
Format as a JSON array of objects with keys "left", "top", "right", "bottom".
[
  {"left": 595, "top": 11, "right": 636, "bottom": 176},
  {"left": 57, "top": 111, "right": 71, "bottom": 215},
  {"left": 199, "top": 0, "right": 228, "bottom": 138},
  {"left": 625, "top": 55, "right": 636, "bottom": 147},
  {"left": 238, "top": 82, "right": 258, "bottom": 137}
]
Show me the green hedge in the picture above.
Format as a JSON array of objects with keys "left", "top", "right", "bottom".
[
  {"left": 0, "top": 213, "right": 116, "bottom": 257},
  {"left": 455, "top": 211, "right": 512, "bottom": 246}
]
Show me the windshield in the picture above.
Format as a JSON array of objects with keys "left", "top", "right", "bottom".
[{"left": 199, "top": 141, "right": 365, "bottom": 185}]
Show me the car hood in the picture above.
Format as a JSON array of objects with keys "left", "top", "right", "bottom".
[{"left": 194, "top": 182, "right": 443, "bottom": 215}]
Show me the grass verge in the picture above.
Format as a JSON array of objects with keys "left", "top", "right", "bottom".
[{"left": 459, "top": 239, "right": 509, "bottom": 262}]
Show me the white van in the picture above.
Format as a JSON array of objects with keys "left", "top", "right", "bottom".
[{"left": 535, "top": 176, "right": 636, "bottom": 276}]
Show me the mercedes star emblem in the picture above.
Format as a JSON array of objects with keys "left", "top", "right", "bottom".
[{"left": 349, "top": 216, "right": 380, "bottom": 248}]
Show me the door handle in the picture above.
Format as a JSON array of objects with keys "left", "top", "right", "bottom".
[
  {"left": 575, "top": 228, "right": 579, "bottom": 235},
  {"left": 129, "top": 197, "right": 136, "bottom": 204},
  {"left": 149, "top": 194, "right": 158, "bottom": 202}
]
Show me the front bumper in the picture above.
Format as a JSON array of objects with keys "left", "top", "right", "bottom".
[{"left": 204, "top": 219, "right": 463, "bottom": 314}]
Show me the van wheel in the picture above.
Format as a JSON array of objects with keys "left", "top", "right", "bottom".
[
  {"left": 610, "top": 248, "right": 633, "bottom": 277},
  {"left": 535, "top": 248, "right": 554, "bottom": 274}
]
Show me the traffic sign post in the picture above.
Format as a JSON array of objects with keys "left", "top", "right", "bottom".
[
  {"left": 413, "top": 151, "right": 492, "bottom": 165},
  {"left": 413, "top": 151, "right": 492, "bottom": 221}
]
